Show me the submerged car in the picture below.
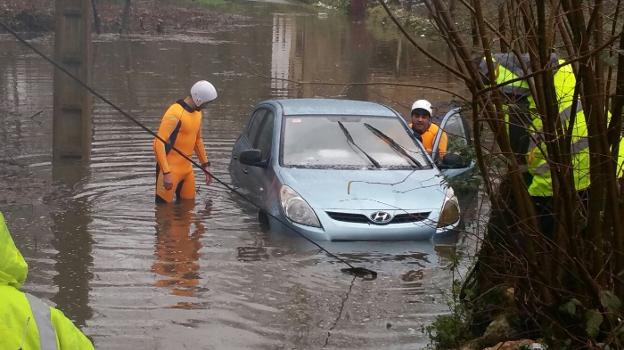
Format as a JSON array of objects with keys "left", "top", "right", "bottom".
[{"left": 229, "top": 98, "right": 473, "bottom": 241}]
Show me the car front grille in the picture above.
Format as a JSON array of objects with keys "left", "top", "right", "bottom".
[
  {"left": 326, "top": 212, "right": 370, "bottom": 223},
  {"left": 326, "top": 211, "right": 430, "bottom": 224},
  {"left": 391, "top": 212, "right": 430, "bottom": 223}
]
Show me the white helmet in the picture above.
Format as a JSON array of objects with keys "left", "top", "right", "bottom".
[
  {"left": 411, "top": 99, "right": 432, "bottom": 116},
  {"left": 190, "top": 80, "right": 218, "bottom": 107}
]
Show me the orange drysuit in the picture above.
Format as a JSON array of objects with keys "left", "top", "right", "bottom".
[
  {"left": 153, "top": 100, "right": 209, "bottom": 203},
  {"left": 409, "top": 122, "right": 447, "bottom": 158}
]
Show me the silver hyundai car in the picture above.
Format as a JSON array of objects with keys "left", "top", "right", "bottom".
[{"left": 229, "top": 99, "right": 473, "bottom": 241}]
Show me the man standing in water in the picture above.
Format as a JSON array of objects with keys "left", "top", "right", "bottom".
[{"left": 153, "top": 80, "right": 217, "bottom": 203}]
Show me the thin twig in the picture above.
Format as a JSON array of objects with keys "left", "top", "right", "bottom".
[{"left": 250, "top": 72, "right": 469, "bottom": 101}]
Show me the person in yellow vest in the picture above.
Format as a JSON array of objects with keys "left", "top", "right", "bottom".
[
  {"left": 0, "top": 212, "right": 95, "bottom": 350},
  {"left": 477, "top": 53, "right": 597, "bottom": 233},
  {"left": 153, "top": 80, "right": 217, "bottom": 203},
  {"left": 408, "top": 99, "right": 447, "bottom": 159}
]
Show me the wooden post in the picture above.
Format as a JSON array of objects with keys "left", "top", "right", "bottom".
[{"left": 53, "top": 0, "right": 92, "bottom": 160}]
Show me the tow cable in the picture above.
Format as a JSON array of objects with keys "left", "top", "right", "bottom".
[{"left": 0, "top": 21, "right": 377, "bottom": 281}]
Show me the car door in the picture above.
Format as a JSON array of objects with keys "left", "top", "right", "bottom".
[
  {"left": 230, "top": 108, "right": 268, "bottom": 187},
  {"left": 431, "top": 107, "right": 475, "bottom": 178},
  {"left": 245, "top": 109, "right": 276, "bottom": 206}
]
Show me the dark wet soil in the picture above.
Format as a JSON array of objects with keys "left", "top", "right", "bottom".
[{"left": 1, "top": 0, "right": 249, "bottom": 34}]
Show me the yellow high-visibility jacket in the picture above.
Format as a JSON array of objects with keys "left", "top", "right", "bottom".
[
  {"left": 0, "top": 212, "right": 95, "bottom": 350},
  {"left": 485, "top": 53, "right": 624, "bottom": 196}
]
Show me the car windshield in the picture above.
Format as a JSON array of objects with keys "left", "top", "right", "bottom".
[{"left": 281, "top": 115, "right": 432, "bottom": 169}]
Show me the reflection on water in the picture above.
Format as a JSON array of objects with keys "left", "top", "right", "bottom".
[
  {"left": 271, "top": 14, "right": 294, "bottom": 97},
  {"left": 0, "top": 3, "right": 474, "bottom": 349},
  {"left": 50, "top": 161, "right": 93, "bottom": 327},
  {"left": 153, "top": 200, "right": 205, "bottom": 299}
]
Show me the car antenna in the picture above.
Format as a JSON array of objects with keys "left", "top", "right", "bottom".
[{"left": 0, "top": 21, "right": 377, "bottom": 281}]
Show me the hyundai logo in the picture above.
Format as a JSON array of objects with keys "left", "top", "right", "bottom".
[{"left": 370, "top": 211, "right": 393, "bottom": 225}]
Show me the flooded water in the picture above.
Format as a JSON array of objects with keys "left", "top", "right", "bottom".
[{"left": 0, "top": 2, "right": 477, "bottom": 349}]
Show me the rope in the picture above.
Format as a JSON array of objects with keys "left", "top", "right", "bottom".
[{"left": 0, "top": 21, "right": 377, "bottom": 280}]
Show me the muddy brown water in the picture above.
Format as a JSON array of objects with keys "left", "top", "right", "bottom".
[{"left": 0, "top": 3, "right": 479, "bottom": 349}]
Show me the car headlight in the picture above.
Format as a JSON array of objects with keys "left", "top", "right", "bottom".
[
  {"left": 437, "top": 187, "right": 460, "bottom": 228},
  {"left": 279, "top": 185, "right": 321, "bottom": 228}
]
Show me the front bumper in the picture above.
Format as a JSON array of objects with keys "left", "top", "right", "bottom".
[{"left": 270, "top": 209, "right": 460, "bottom": 241}]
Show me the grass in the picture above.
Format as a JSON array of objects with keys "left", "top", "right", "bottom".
[{"left": 194, "top": 0, "right": 227, "bottom": 7}]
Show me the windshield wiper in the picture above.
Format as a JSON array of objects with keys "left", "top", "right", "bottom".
[
  {"left": 363, "top": 123, "right": 423, "bottom": 169},
  {"left": 337, "top": 121, "right": 381, "bottom": 168}
]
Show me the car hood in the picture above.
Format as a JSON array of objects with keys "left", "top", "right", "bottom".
[{"left": 278, "top": 167, "right": 447, "bottom": 211}]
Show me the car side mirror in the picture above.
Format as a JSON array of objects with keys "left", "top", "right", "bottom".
[
  {"left": 239, "top": 149, "right": 267, "bottom": 167},
  {"left": 438, "top": 153, "right": 468, "bottom": 169}
]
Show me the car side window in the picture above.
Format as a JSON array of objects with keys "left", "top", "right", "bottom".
[
  {"left": 442, "top": 113, "right": 469, "bottom": 152},
  {"left": 253, "top": 111, "right": 274, "bottom": 160},
  {"left": 433, "top": 109, "right": 474, "bottom": 168},
  {"left": 247, "top": 109, "right": 268, "bottom": 142}
]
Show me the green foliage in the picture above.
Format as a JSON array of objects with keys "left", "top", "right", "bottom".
[
  {"left": 445, "top": 173, "right": 481, "bottom": 194},
  {"left": 425, "top": 312, "right": 472, "bottom": 349},
  {"left": 599, "top": 290, "right": 622, "bottom": 313},
  {"left": 598, "top": 344, "right": 615, "bottom": 350},
  {"left": 558, "top": 298, "right": 582, "bottom": 317},
  {"left": 446, "top": 134, "right": 474, "bottom": 160},
  {"left": 174, "top": 0, "right": 229, "bottom": 10},
  {"left": 193, "top": 0, "right": 227, "bottom": 7},
  {"left": 443, "top": 138, "right": 482, "bottom": 193},
  {"left": 425, "top": 281, "right": 473, "bottom": 349},
  {"left": 599, "top": 51, "right": 619, "bottom": 67},
  {"left": 425, "top": 280, "right": 523, "bottom": 349},
  {"left": 445, "top": 248, "right": 464, "bottom": 271},
  {"left": 366, "top": 4, "right": 437, "bottom": 41},
  {"left": 310, "top": 0, "right": 349, "bottom": 11},
  {"left": 585, "top": 309, "right": 604, "bottom": 339},
  {"left": 554, "top": 292, "right": 623, "bottom": 342},
  {"left": 366, "top": 5, "right": 401, "bottom": 41}
]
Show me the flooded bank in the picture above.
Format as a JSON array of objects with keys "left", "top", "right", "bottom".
[{"left": 0, "top": 3, "right": 475, "bottom": 348}]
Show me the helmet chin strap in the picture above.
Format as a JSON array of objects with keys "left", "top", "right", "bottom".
[
  {"left": 185, "top": 96, "right": 202, "bottom": 111},
  {"left": 195, "top": 102, "right": 209, "bottom": 111}
]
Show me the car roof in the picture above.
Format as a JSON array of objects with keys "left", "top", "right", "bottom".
[{"left": 270, "top": 98, "right": 398, "bottom": 117}]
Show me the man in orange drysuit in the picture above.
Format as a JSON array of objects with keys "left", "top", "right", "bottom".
[
  {"left": 408, "top": 99, "right": 447, "bottom": 159},
  {"left": 153, "top": 80, "right": 217, "bottom": 203}
]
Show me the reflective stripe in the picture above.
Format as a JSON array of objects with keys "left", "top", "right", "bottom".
[
  {"left": 526, "top": 102, "right": 583, "bottom": 152},
  {"left": 494, "top": 58, "right": 531, "bottom": 96},
  {"left": 533, "top": 161, "right": 549, "bottom": 175},
  {"left": 501, "top": 85, "right": 530, "bottom": 96},
  {"left": 533, "top": 137, "right": 590, "bottom": 175},
  {"left": 494, "top": 53, "right": 560, "bottom": 98},
  {"left": 494, "top": 53, "right": 528, "bottom": 77},
  {"left": 559, "top": 102, "right": 582, "bottom": 125},
  {"left": 25, "top": 293, "right": 58, "bottom": 350},
  {"left": 571, "top": 137, "right": 589, "bottom": 153},
  {"left": 532, "top": 102, "right": 582, "bottom": 135},
  {"left": 495, "top": 53, "right": 559, "bottom": 78},
  {"left": 479, "top": 55, "right": 530, "bottom": 93}
]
